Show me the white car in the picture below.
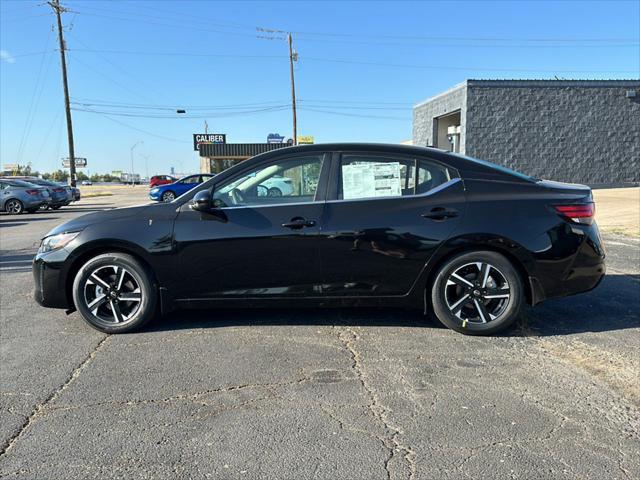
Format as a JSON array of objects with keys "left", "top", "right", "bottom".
[
  {"left": 260, "top": 175, "right": 294, "bottom": 197},
  {"left": 81, "top": 180, "right": 92, "bottom": 186}
]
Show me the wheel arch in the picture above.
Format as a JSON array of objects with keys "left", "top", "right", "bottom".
[
  {"left": 64, "top": 241, "right": 157, "bottom": 308},
  {"left": 420, "top": 236, "right": 536, "bottom": 311}
]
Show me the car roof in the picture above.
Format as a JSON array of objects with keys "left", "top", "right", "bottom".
[{"left": 249, "top": 143, "right": 533, "bottom": 182}]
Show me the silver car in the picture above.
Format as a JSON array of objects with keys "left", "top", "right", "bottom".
[{"left": 0, "top": 179, "right": 50, "bottom": 214}]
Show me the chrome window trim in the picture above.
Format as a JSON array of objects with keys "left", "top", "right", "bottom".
[
  {"left": 325, "top": 177, "right": 462, "bottom": 205},
  {"left": 217, "top": 199, "right": 326, "bottom": 211},
  {"left": 212, "top": 178, "right": 461, "bottom": 210}
]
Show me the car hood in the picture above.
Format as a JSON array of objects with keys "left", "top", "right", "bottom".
[{"left": 43, "top": 203, "right": 158, "bottom": 238}]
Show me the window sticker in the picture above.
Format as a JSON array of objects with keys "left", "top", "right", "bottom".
[{"left": 342, "top": 162, "right": 402, "bottom": 199}]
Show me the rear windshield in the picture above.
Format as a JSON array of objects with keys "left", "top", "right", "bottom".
[{"left": 451, "top": 153, "right": 536, "bottom": 182}]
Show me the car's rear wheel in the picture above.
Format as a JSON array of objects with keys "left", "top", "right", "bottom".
[
  {"left": 72, "top": 253, "right": 158, "bottom": 333},
  {"left": 431, "top": 251, "right": 523, "bottom": 335},
  {"left": 162, "top": 191, "right": 175, "bottom": 202},
  {"left": 5, "top": 199, "right": 24, "bottom": 214},
  {"left": 267, "top": 187, "right": 282, "bottom": 197}
]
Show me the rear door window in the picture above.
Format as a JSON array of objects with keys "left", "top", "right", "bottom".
[{"left": 338, "top": 154, "right": 452, "bottom": 200}]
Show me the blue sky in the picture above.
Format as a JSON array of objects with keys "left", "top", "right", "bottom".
[{"left": 1, "top": 0, "right": 638, "bottom": 176}]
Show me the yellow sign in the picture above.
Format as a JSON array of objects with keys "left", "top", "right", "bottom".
[{"left": 297, "top": 135, "right": 314, "bottom": 145}]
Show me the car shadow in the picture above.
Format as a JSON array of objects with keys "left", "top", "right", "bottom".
[{"left": 146, "top": 274, "right": 639, "bottom": 337}]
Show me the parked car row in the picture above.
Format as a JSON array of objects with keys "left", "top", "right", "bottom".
[{"left": 0, "top": 176, "right": 80, "bottom": 214}]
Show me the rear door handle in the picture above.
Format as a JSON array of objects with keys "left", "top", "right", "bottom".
[
  {"left": 282, "top": 217, "right": 317, "bottom": 229},
  {"left": 422, "top": 207, "right": 459, "bottom": 221}
]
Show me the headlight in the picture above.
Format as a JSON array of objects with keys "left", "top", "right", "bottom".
[
  {"left": 38, "top": 232, "right": 80, "bottom": 253},
  {"left": 150, "top": 188, "right": 159, "bottom": 194}
]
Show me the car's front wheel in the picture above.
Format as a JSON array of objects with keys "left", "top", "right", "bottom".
[
  {"left": 161, "top": 191, "right": 176, "bottom": 202},
  {"left": 431, "top": 250, "right": 523, "bottom": 335},
  {"left": 72, "top": 252, "right": 158, "bottom": 333}
]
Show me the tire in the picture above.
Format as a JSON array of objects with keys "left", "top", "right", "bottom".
[
  {"left": 161, "top": 191, "right": 176, "bottom": 202},
  {"left": 267, "top": 187, "right": 282, "bottom": 197},
  {"left": 5, "top": 199, "right": 24, "bottom": 214},
  {"left": 51, "top": 205, "right": 62, "bottom": 210},
  {"left": 430, "top": 250, "right": 523, "bottom": 336},
  {"left": 72, "top": 252, "right": 158, "bottom": 333}
]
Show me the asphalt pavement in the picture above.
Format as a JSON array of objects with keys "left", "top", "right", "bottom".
[{"left": 0, "top": 189, "right": 638, "bottom": 479}]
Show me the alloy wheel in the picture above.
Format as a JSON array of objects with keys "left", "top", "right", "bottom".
[
  {"left": 6, "top": 200, "right": 23, "bottom": 214},
  {"left": 83, "top": 265, "right": 142, "bottom": 324},
  {"left": 444, "top": 262, "right": 511, "bottom": 325},
  {"left": 162, "top": 191, "right": 175, "bottom": 202}
]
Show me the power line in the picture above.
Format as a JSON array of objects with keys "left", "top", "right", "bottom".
[
  {"left": 69, "top": 48, "right": 286, "bottom": 59},
  {"left": 298, "top": 107, "right": 409, "bottom": 121},
  {"left": 70, "top": 4, "right": 639, "bottom": 46},
  {"left": 70, "top": 99, "right": 290, "bottom": 111},
  {"left": 66, "top": 52, "right": 155, "bottom": 102},
  {"left": 73, "top": 106, "right": 190, "bottom": 144},
  {"left": 71, "top": 105, "right": 291, "bottom": 119},
  {"left": 16, "top": 30, "right": 54, "bottom": 165},
  {"left": 302, "top": 56, "right": 638, "bottom": 74},
  {"left": 63, "top": 46, "right": 637, "bottom": 74}
]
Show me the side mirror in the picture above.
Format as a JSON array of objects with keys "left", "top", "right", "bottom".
[{"left": 190, "top": 190, "right": 211, "bottom": 212}]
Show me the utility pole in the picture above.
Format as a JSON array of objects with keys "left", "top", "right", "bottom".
[
  {"left": 204, "top": 120, "right": 209, "bottom": 134},
  {"left": 48, "top": 0, "right": 77, "bottom": 187},
  {"left": 130, "top": 141, "right": 143, "bottom": 186},
  {"left": 288, "top": 33, "right": 298, "bottom": 145}
]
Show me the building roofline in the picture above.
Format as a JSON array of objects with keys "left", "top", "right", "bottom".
[
  {"left": 466, "top": 79, "right": 640, "bottom": 88},
  {"left": 413, "top": 80, "right": 467, "bottom": 109}
]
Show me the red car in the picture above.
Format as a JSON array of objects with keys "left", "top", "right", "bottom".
[{"left": 149, "top": 175, "right": 176, "bottom": 188}]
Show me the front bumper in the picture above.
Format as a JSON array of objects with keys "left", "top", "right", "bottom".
[{"left": 33, "top": 250, "right": 72, "bottom": 309}]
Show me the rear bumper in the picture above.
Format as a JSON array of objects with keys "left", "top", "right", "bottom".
[{"left": 530, "top": 222, "right": 606, "bottom": 303}]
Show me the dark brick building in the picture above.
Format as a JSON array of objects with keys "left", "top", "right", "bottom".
[{"left": 412, "top": 80, "right": 640, "bottom": 185}]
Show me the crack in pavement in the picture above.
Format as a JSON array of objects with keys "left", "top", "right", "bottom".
[
  {"left": 0, "top": 335, "right": 110, "bottom": 457},
  {"left": 44, "top": 373, "right": 313, "bottom": 414},
  {"left": 334, "top": 326, "right": 416, "bottom": 480}
]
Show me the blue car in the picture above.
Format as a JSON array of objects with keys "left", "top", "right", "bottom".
[{"left": 149, "top": 174, "right": 214, "bottom": 202}]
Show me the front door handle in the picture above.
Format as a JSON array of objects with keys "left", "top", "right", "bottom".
[
  {"left": 282, "top": 217, "right": 317, "bottom": 229},
  {"left": 422, "top": 207, "right": 459, "bottom": 221}
]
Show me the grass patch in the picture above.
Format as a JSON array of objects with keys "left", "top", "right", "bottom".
[{"left": 81, "top": 192, "right": 114, "bottom": 198}]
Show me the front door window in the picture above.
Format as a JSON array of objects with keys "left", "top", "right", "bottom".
[{"left": 213, "top": 155, "right": 324, "bottom": 207}]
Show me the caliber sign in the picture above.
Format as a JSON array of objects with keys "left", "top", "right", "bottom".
[{"left": 193, "top": 133, "right": 226, "bottom": 151}]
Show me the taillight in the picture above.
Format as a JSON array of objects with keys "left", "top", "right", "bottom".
[
  {"left": 553, "top": 203, "right": 595, "bottom": 225},
  {"left": 53, "top": 187, "right": 64, "bottom": 193},
  {"left": 26, "top": 189, "right": 40, "bottom": 195}
]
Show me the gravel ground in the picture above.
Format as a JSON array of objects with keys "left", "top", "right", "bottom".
[{"left": 1, "top": 189, "right": 638, "bottom": 479}]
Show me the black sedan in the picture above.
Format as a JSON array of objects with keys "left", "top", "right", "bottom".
[{"left": 33, "top": 144, "right": 605, "bottom": 335}]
